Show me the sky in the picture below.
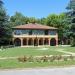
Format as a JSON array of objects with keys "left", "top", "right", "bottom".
[{"left": 3, "top": 0, "right": 70, "bottom": 18}]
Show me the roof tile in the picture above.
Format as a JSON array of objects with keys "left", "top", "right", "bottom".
[{"left": 13, "top": 23, "right": 57, "bottom": 30}]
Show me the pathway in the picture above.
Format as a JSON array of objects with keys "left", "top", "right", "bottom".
[
  {"left": 56, "top": 49, "right": 75, "bottom": 56},
  {"left": 0, "top": 67, "right": 75, "bottom": 75}
]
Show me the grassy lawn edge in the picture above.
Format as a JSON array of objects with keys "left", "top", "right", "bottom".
[{"left": 0, "top": 59, "right": 75, "bottom": 69}]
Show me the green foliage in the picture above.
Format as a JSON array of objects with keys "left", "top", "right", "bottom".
[
  {"left": 28, "top": 56, "right": 34, "bottom": 62},
  {"left": 17, "top": 55, "right": 75, "bottom": 63},
  {"left": 63, "top": 57, "right": 68, "bottom": 61},
  {"left": 0, "top": 0, "right": 3, "bottom": 7},
  {"left": 10, "top": 12, "right": 29, "bottom": 26},
  {"left": 66, "top": 0, "right": 75, "bottom": 46},
  {"left": 66, "top": 0, "right": 75, "bottom": 10},
  {"left": 39, "top": 18, "right": 46, "bottom": 25},
  {"left": 56, "top": 55, "right": 62, "bottom": 61},
  {"left": 0, "top": 0, "right": 12, "bottom": 46},
  {"left": 69, "top": 55, "right": 74, "bottom": 60},
  {"left": 50, "top": 55, "right": 56, "bottom": 62},
  {"left": 41, "top": 56, "right": 48, "bottom": 62},
  {"left": 18, "top": 56, "right": 27, "bottom": 62},
  {"left": 46, "top": 13, "right": 68, "bottom": 44}
]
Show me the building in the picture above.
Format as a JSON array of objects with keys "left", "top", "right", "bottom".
[{"left": 12, "top": 23, "right": 58, "bottom": 47}]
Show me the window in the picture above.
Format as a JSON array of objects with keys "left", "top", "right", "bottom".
[
  {"left": 14, "top": 30, "right": 30, "bottom": 35},
  {"left": 32, "top": 30, "right": 44, "bottom": 35},
  {"left": 14, "top": 29, "right": 45, "bottom": 35},
  {"left": 29, "top": 30, "right": 32, "bottom": 35},
  {"left": 45, "top": 30, "right": 48, "bottom": 35},
  {"left": 21, "top": 30, "right": 29, "bottom": 35},
  {"left": 49, "top": 30, "right": 56, "bottom": 35},
  {"left": 14, "top": 30, "right": 22, "bottom": 35}
]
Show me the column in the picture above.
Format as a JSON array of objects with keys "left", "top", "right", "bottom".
[
  {"left": 56, "top": 38, "right": 58, "bottom": 46},
  {"left": 21, "top": 38, "right": 23, "bottom": 47},
  {"left": 32, "top": 38, "right": 34, "bottom": 46},
  {"left": 38, "top": 38, "right": 39, "bottom": 46},
  {"left": 48, "top": 38, "right": 50, "bottom": 46},
  {"left": 56, "top": 34, "right": 58, "bottom": 46}
]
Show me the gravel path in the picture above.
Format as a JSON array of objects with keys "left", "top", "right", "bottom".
[
  {"left": 56, "top": 49, "right": 75, "bottom": 55},
  {"left": 0, "top": 67, "right": 75, "bottom": 75}
]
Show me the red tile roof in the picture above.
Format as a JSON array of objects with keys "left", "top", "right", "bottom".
[{"left": 13, "top": 23, "right": 57, "bottom": 30}]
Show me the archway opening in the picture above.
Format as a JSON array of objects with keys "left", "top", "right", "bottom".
[
  {"left": 34, "top": 38, "right": 38, "bottom": 46},
  {"left": 39, "top": 38, "right": 43, "bottom": 45},
  {"left": 44, "top": 38, "right": 49, "bottom": 45},
  {"left": 50, "top": 38, "right": 56, "bottom": 46},
  {"left": 23, "top": 38, "right": 27, "bottom": 45},
  {"left": 28, "top": 38, "right": 33, "bottom": 45},
  {"left": 14, "top": 38, "right": 21, "bottom": 46}
]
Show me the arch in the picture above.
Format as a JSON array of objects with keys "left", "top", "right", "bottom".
[
  {"left": 39, "top": 38, "right": 43, "bottom": 45},
  {"left": 28, "top": 38, "right": 33, "bottom": 45},
  {"left": 23, "top": 38, "right": 27, "bottom": 45},
  {"left": 50, "top": 38, "right": 56, "bottom": 46},
  {"left": 14, "top": 38, "right": 21, "bottom": 46},
  {"left": 34, "top": 38, "right": 38, "bottom": 46},
  {"left": 44, "top": 38, "right": 49, "bottom": 45}
]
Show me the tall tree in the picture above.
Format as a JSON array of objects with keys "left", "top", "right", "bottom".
[
  {"left": 46, "top": 13, "right": 68, "bottom": 44},
  {"left": 0, "top": 0, "right": 11, "bottom": 45},
  {"left": 66, "top": 0, "right": 75, "bottom": 46},
  {"left": 10, "top": 12, "right": 29, "bottom": 26},
  {"left": 0, "top": 0, "right": 3, "bottom": 7}
]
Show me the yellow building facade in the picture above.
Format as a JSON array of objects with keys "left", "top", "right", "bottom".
[{"left": 12, "top": 23, "right": 58, "bottom": 47}]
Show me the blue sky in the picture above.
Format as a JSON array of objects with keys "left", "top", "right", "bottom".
[{"left": 3, "top": 0, "right": 70, "bottom": 18}]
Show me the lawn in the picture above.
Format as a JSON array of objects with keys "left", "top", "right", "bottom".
[
  {"left": 0, "top": 59, "right": 75, "bottom": 69},
  {"left": 0, "top": 46, "right": 75, "bottom": 69},
  {"left": 62, "top": 47, "right": 75, "bottom": 53},
  {"left": 0, "top": 46, "right": 66, "bottom": 57}
]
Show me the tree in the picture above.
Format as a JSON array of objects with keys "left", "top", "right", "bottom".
[
  {"left": 28, "top": 17, "right": 37, "bottom": 23},
  {"left": 10, "top": 12, "right": 29, "bottom": 27},
  {"left": 46, "top": 14, "right": 58, "bottom": 27},
  {"left": 0, "top": 0, "right": 11, "bottom": 45},
  {"left": 0, "top": 0, "right": 3, "bottom": 7},
  {"left": 10, "top": 12, "right": 46, "bottom": 26},
  {"left": 46, "top": 13, "right": 68, "bottom": 44},
  {"left": 66, "top": 0, "right": 75, "bottom": 46},
  {"left": 39, "top": 18, "right": 46, "bottom": 25}
]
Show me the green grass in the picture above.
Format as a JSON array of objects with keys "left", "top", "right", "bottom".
[
  {"left": 0, "top": 59, "right": 75, "bottom": 69},
  {"left": 0, "top": 46, "right": 75, "bottom": 69},
  {"left": 0, "top": 46, "right": 66, "bottom": 57},
  {"left": 63, "top": 47, "right": 75, "bottom": 53}
]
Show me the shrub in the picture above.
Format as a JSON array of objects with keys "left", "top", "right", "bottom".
[
  {"left": 18, "top": 56, "right": 27, "bottom": 62},
  {"left": 41, "top": 56, "right": 48, "bottom": 62},
  {"left": 50, "top": 56, "right": 56, "bottom": 62},
  {"left": 69, "top": 55, "right": 74, "bottom": 60},
  {"left": 35, "top": 57, "right": 42, "bottom": 62},
  {"left": 28, "top": 56, "right": 34, "bottom": 62},
  {"left": 63, "top": 56, "right": 68, "bottom": 61},
  {"left": 56, "top": 55, "right": 62, "bottom": 61}
]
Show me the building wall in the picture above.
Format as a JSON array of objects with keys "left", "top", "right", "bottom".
[{"left": 13, "top": 29, "right": 58, "bottom": 46}]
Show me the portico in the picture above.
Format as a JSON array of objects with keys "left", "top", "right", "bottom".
[{"left": 13, "top": 37, "right": 58, "bottom": 47}]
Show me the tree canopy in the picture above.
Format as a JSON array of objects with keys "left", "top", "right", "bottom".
[
  {"left": 66, "top": 0, "right": 75, "bottom": 46},
  {"left": 0, "top": 0, "right": 12, "bottom": 45}
]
